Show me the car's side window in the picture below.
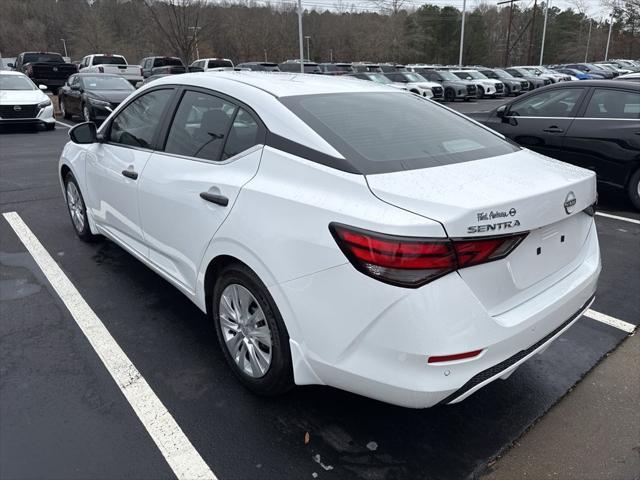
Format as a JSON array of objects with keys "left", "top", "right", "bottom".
[
  {"left": 509, "top": 88, "right": 584, "bottom": 117},
  {"left": 164, "top": 90, "right": 236, "bottom": 161},
  {"left": 584, "top": 89, "right": 640, "bottom": 119},
  {"left": 222, "top": 108, "right": 261, "bottom": 160},
  {"left": 108, "top": 89, "right": 174, "bottom": 149}
]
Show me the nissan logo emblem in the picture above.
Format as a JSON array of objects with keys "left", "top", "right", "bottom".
[
  {"left": 13, "top": 105, "right": 22, "bottom": 111},
  {"left": 564, "top": 191, "right": 577, "bottom": 214},
  {"left": 53, "top": 67, "right": 58, "bottom": 72}
]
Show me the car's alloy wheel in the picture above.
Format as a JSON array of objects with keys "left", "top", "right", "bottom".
[
  {"left": 213, "top": 263, "right": 293, "bottom": 395},
  {"left": 219, "top": 284, "right": 272, "bottom": 378},
  {"left": 63, "top": 172, "right": 101, "bottom": 242}
]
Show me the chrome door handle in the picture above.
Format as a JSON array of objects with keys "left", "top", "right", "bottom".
[
  {"left": 121, "top": 169, "right": 138, "bottom": 180},
  {"left": 543, "top": 126, "right": 564, "bottom": 133},
  {"left": 200, "top": 191, "right": 229, "bottom": 207}
]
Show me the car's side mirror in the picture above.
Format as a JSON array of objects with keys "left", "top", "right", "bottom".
[
  {"left": 70, "top": 84, "right": 81, "bottom": 91},
  {"left": 69, "top": 122, "right": 99, "bottom": 144},
  {"left": 38, "top": 84, "right": 47, "bottom": 91},
  {"left": 7, "top": 63, "right": 14, "bottom": 68},
  {"left": 496, "top": 105, "right": 508, "bottom": 119}
]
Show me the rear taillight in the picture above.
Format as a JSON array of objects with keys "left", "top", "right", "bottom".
[{"left": 330, "top": 223, "right": 527, "bottom": 288}]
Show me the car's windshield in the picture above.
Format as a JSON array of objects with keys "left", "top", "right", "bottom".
[
  {"left": 207, "top": 59, "right": 233, "bottom": 68},
  {"left": 480, "top": 70, "right": 498, "bottom": 79},
  {"left": 93, "top": 56, "right": 127, "bottom": 65},
  {"left": 403, "top": 72, "right": 426, "bottom": 82},
  {"left": 493, "top": 69, "right": 514, "bottom": 78},
  {"left": 324, "top": 64, "right": 352, "bottom": 72},
  {"left": 466, "top": 71, "right": 488, "bottom": 79},
  {"left": 453, "top": 71, "right": 472, "bottom": 80},
  {"left": 436, "top": 70, "right": 459, "bottom": 81},
  {"left": 23, "top": 53, "right": 64, "bottom": 63},
  {"left": 281, "top": 92, "right": 519, "bottom": 174},
  {"left": 0, "top": 75, "right": 36, "bottom": 90},
  {"left": 366, "top": 73, "right": 392, "bottom": 84},
  {"left": 80, "top": 76, "right": 134, "bottom": 90}
]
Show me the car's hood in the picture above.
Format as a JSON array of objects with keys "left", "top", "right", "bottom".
[
  {"left": 0, "top": 88, "right": 48, "bottom": 105},
  {"left": 85, "top": 90, "right": 133, "bottom": 104}
]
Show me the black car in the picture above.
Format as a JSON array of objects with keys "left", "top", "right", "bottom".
[
  {"left": 59, "top": 73, "right": 134, "bottom": 123},
  {"left": 317, "top": 63, "right": 352, "bottom": 75},
  {"left": 504, "top": 68, "right": 550, "bottom": 89},
  {"left": 470, "top": 81, "right": 640, "bottom": 209},
  {"left": 236, "top": 62, "right": 281, "bottom": 72},
  {"left": 12, "top": 52, "right": 77, "bottom": 95},
  {"left": 140, "top": 56, "right": 187, "bottom": 78}
]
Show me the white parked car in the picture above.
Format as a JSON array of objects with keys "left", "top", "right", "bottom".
[
  {"left": 451, "top": 69, "right": 505, "bottom": 97},
  {"left": 190, "top": 58, "right": 235, "bottom": 71},
  {"left": 382, "top": 71, "right": 443, "bottom": 100},
  {"left": 0, "top": 71, "right": 55, "bottom": 130},
  {"left": 79, "top": 54, "right": 143, "bottom": 85},
  {"left": 59, "top": 72, "right": 600, "bottom": 408}
]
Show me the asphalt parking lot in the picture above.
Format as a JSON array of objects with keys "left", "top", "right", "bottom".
[{"left": 1, "top": 106, "right": 639, "bottom": 479}]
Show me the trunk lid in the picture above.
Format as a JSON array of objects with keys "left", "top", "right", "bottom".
[{"left": 366, "top": 149, "right": 597, "bottom": 315}]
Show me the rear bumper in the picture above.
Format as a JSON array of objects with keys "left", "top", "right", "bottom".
[{"left": 275, "top": 219, "right": 601, "bottom": 408}]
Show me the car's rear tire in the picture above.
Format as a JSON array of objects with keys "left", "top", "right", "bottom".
[
  {"left": 60, "top": 98, "right": 72, "bottom": 120},
  {"left": 213, "top": 263, "right": 294, "bottom": 396},
  {"left": 63, "top": 172, "right": 101, "bottom": 242},
  {"left": 444, "top": 88, "right": 456, "bottom": 102},
  {"left": 627, "top": 168, "right": 640, "bottom": 211}
]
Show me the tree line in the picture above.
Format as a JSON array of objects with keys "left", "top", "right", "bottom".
[{"left": 1, "top": 0, "right": 638, "bottom": 68}]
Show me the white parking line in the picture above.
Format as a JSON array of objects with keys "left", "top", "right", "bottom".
[
  {"left": 595, "top": 211, "right": 640, "bottom": 225},
  {"left": 55, "top": 120, "right": 73, "bottom": 128},
  {"left": 2, "top": 212, "right": 216, "bottom": 480},
  {"left": 584, "top": 309, "right": 636, "bottom": 334}
]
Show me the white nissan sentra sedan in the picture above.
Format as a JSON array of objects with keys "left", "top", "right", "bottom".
[
  {"left": 0, "top": 71, "right": 55, "bottom": 130},
  {"left": 58, "top": 72, "right": 600, "bottom": 408}
]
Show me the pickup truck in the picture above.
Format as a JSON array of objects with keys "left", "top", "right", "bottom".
[
  {"left": 79, "top": 54, "right": 143, "bottom": 85},
  {"left": 140, "top": 56, "right": 187, "bottom": 78},
  {"left": 12, "top": 52, "right": 77, "bottom": 94}
]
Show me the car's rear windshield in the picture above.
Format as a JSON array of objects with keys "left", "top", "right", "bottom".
[
  {"left": 208, "top": 59, "right": 233, "bottom": 68},
  {"left": 0, "top": 75, "right": 36, "bottom": 90},
  {"left": 324, "top": 64, "right": 352, "bottom": 72},
  {"left": 154, "top": 58, "right": 183, "bottom": 67},
  {"left": 280, "top": 92, "right": 519, "bottom": 174},
  {"left": 23, "top": 53, "right": 64, "bottom": 64},
  {"left": 93, "top": 56, "right": 127, "bottom": 65}
]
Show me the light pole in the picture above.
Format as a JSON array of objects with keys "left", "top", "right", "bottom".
[
  {"left": 60, "top": 38, "right": 68, "bottom": 58},
  {"left": 605, "top": 10, "right": 614, "bottom": 60},
  {"left": 584, "top": 19, "right": 592, "bottom": 62},
  {"left": 264, "top": 49, "right": 268, "bottom": 62},
  {"left": 297, "top": 0, "right": 304, "bottom": 72},
  {"left": 304, "top": 35, "right": 311, "bottom": 62},
  {"left": 539, "top": 0, "right": 550, "bottom": 66},
  {"left": 458, "top": 0, "right": 467, "bottom": 67},
  {"left": 330, "top": 49, "right": 333, "bottom": 63},
  {"left": 188, "top": 26, "right": 202, "bottom": 61}
]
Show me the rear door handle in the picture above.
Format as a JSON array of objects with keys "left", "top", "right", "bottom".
[
  {"left": 121, "top": 169, "right": 138, "bottom": 180},
  {"left": 543, "top": 126, "right": 564, "bottom": 133},
  {"left": 200, "top": 191, "right": 229, "bottom": 207}
]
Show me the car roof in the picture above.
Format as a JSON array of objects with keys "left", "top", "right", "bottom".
[
  {"left": 544, "top": 79, "right": 640, "bottom": 89},
  {"left": 151, "top": 71, "right": 396, "bottom": 97},
  {"left": 75, "top": 72, "right": 125, "bottom": 77}
]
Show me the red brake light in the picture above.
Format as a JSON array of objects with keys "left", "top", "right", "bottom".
[{"left": 330, "top": 223, "right": 527, "bottom": 288}]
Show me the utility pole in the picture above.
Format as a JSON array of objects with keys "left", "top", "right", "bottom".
[
  {"left": 458, "top": 0, "right": 467, "bottom": 67},
  {"left": 539, "top": 0, "right": 550, "bottom": 66},
  {"left": 60, "top": 38, "right": 68, "bottom": 58},
  {"left": 585, "top": 19, "right": 592, "bottom": 62},
  {"left": 297, "top": 0, "right": 304, "bottom": 72},
  {"left": 498, "top": 0, "right": 520, "bottom": 67},
  {"left": 527, "top": 0, "right": 537, "bottom": 65},
  {"left": 605, "top": 8, "right": 614, "bottom": 60},
  {"left": 264, "top": 49, "right": 268, "bottom": 62},
  {"left": 330, "top": 49, "right": 333, "bottom": 63},
  {"left": 188, "top": 26, "right": 202, "bottom": 60},
  {"left": 305, "top": 35, "right": 311, "bottom": 61}
]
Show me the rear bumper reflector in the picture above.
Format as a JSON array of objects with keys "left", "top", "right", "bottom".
[{"left": 428, "top": 349, "right": 483, "bottom": 364}]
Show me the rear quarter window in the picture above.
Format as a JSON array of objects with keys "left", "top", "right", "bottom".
[{"left": 280, "top": 92, "right": 519, "bottom": 174}]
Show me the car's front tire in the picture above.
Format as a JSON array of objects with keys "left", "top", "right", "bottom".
[
  {"left": 476, "top": 86, "right": 484, "bottom": 99},
  {"left": 213, "top": 263, "right": 293, "bottom": 396},
  {"left": 444, "top": 89, "right": 456, "bottom": 102},
  {"left": 63, "top": 172, "right": 101, "bottom": 242},
  {"left": 60, "top": 97, "right": 72, "bottom": 120},
  {"left": 627, "top": 168, "right": 640, "bottom": 211}
]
